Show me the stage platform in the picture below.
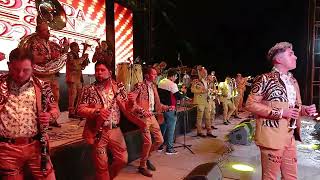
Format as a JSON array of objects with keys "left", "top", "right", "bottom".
[{"left": 48, "top": 106, "right": 197, "bottom": 180}]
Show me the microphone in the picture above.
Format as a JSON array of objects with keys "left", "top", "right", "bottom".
[{"left": 289, "top": 104, "right": 299, "bottom": 129}]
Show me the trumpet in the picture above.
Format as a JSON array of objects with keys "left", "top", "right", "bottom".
[{"left": 80, "top": 42, "right": 91, "bottom": 69}]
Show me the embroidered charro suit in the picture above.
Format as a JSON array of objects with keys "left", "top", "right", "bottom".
[
  {"left": 77, "top": 80, "right": 147, "bottom": 180},
  {"left": 191, "top": 79, "right": 213, "bottom": 135},
  {"left": 129, "top": 81, "right": 166, "bottom": 168},
  {"left": 0, "top": 74, "right": 59, "bottom": 179},
  {"left": 218, "top": 81, "right": 236, "bottom": 122},
  {"left": 246, "top": 70, "right": 309, "bottom": 180}
]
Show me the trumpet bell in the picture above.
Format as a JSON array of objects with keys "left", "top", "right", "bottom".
[{"left": 36, "top": 0, "right": 66, "bottom": 30}]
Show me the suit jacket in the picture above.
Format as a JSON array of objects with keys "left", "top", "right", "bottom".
[
  {"left": 130, "top": 81, "right": 167, "bottom": 124},
  {"left": 0, "top": 74, "right": 60, "bottom": 137},
  {"left": 66, "top": 51, "right": 85, "bottom": 83},
  {"left": 77, "top": 80, "right": 147, "bottom": 144},
  {"left": 191, "top": 79, "right": 208, "bottom": 105},
  {"left": 245, "top": 70, "right": 309, "bottom": 149}
]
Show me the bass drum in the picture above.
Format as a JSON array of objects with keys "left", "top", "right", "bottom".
[
  {"left": 130, "top": 64, "right": 143, "bottom": 90},
  {"left": 116, "top": 63, "right": 143, "bottom": 92},
  {"left": 116, "top": 62, "right": 131, "bottom": 91}
]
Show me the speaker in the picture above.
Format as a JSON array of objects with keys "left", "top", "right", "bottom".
[
  {"left": 229, "top": 121, "right": 254, "bottom": 145},
  {"left": 184, "top": 162, "right": 223, "bottom": 180},
  {"left": 314, "top": 122, "right": 320, "bottom": 133}
]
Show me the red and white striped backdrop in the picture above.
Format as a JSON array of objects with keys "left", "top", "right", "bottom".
[{"left": 114, "top": 2, "right": 133, "bottom": 65}]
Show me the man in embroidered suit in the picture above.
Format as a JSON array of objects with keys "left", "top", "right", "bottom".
[
  {"left": 191, "top": 66, "right": 217, "bottom": 137},
  {"left": 0, "top": 48, "right": 59, "bottom": 179},
  {"left": 128, "top": 67, "right": 172, "bottom": 177},
  {"left": 66, "top": 42, "right": 88, "bottom": 119},
  {"left": 77, "top": 61, "right": 147, "bottom": 180},
  {"left": 246, "top": 42, "right": 317, "bottom": 180},
  {"left": 218, "top": 77, "right": 236, "bottom": 125},
  {"left": 234, "top": 73, "right": 248, "bottom": 117},
  {"left": 29, "top": 22, "right": 68, "bottom": 127}
]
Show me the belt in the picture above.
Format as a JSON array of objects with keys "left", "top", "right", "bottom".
[{"left": 0, "top": 135, "right": 39, "bottom": 145}]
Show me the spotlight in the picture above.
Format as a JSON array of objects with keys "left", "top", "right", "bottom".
[{"left": 231, "top": 163, "right": 254, "bottom": 172}]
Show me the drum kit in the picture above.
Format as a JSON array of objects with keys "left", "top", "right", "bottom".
[{"left": 116, "top": 62, "right": 143, "bottom": 92}]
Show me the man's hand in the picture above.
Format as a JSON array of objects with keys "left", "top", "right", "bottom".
[
  {"left": 99, "top": 108, "right": 111, "bottom": 120},
  {"left": 305, "top": 104, "right": 317, "bottom": 116},
  {"left": 282, "top": 108, "right": 300, "bottom": 120},
  {"left": 128, "top": 92, "right": 137, "bottom": 102},
  {"left": 168, "top": 105, "right": 175, "bottom": 111},
  {"left": 38, "top": 112, "right": 51, "bottom": 126}
]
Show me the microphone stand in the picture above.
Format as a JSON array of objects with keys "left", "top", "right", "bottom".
[{"left": 174, "top": 97, "right": 195, "bottom": 154}]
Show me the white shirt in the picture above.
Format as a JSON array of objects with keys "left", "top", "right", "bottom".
[{"left": 147, "top": 81, "right": 155, "bottom": 112}]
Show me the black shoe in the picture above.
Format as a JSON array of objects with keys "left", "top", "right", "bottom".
[
  {"left": 146, "top": 160, "right": 156, "bottom": 171},
  {"left": 50, "top": 121, "right": 61, "bottom": 128},
  {"left": 227, "top": 120, "right": 231, "bottom": 124},
  {"left": 157, "top": 144, "right": 164, "bottom": 152},
  {"left": 211, "top": 126, "right": 218, "bottom": 130},
  {"left": 197, "top": 133, "right": 206, "bottom": 137},
  {"left": 207, "top": 134, "right": 217, "bottom": 138},
  {"left": 165, "top": 149, "right": 178, "bottom": 155},
  {"left": 223, "top": 121, "right": 229, "bottom": 125},
  {"left": 138, "top": 167, "right": 153, "bottom": 177}
]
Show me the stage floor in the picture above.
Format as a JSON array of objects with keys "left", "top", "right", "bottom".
[{"left": 50, "top": 111, "right": 320, "bottom": 180}]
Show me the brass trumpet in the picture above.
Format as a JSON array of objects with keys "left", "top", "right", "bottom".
[{"left": 80, "top": 42, "right": 91, "bottom": 69}]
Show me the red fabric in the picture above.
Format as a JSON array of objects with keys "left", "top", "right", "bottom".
[{"left": 170, "top": 92, "right": 176, "bottom": 107}]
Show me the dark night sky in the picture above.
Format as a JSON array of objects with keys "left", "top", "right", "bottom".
[{"left": 151, "top": 0, "right": 309, "bottom": 82}]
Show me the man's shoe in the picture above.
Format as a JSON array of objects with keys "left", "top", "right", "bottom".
[
  {"left": 207, "top": 133, "right": 217, "bottom": 138},
  {"left": 227, "top": 120, "right": 231, "bottom": 124},
  {"left": 157, "top": 145, "right": 164, "bottom": 152},
  {"left": 146, "top": 160, "right": 156, "bottom": 171},
  {"left": 165, "top": 149, "right": 178, "bottom": 155},
  {"left": 50, "top": 121, "right": 61, "bottom": 128},
  {"left": 138, "top": 167, "right": 153, "bottom": 177},
  {"left": 223, "top": 121, "right": 229, "bottom": 125},
  {"left": 211, "top": 126, "right": 218, "bottom": 130}
]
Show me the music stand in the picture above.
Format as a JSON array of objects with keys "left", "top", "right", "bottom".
[{"left": 174, "top": 98, "right": 195, "bottom": 154}]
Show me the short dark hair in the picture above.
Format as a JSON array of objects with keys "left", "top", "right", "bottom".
[
  {"left": 167, "top": 69, "right": 177, "bottom": 78},
  {"left": 95, "top": 61, "right": 110, "bottom": 70},
  {"left": 70, "top": 42, "right": 78, "bottom": 49},
  {"left": 9, "top": 48, "right": 33, "bottom": 64},
  {"left": 143, "top": 66, "right": 155, "bottom": 76}
]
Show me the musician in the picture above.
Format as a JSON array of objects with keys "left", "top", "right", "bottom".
[
  {"left": 77, "top": 62, "right": 147, "bottom": 180},
  {"left": 246, "top": 42, "right": 317, "bottom": 179},
  {"left": 157, "top": 69, "right": 185, "bottom": 155},
  {"left": 206, "top": 72, "right": 218, "bottom": 130},
  {"left": 66, "top": 42, "right": 88, "bottom": 119},
  {"left": 29, "top": 22, "right": 68, "bottom": 127},
  {"left": 191, "top": 66, "right": 217, "bottom": 137},
  {"left": 218, "top": 77, "right": 236, "bottom": 125},
  {"left": 0, "top": 48, "right": 59, "bottom": 179},
  {"left": 92, "top": 40, "right": 113, "bottom": 68},
  {"left": 234, "top": 73, "right": 248, "bottom": 116},
  {"left": 129, "top": 67, "right": 172, "bottom": 177}
]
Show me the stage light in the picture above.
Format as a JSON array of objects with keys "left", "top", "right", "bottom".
[
  {"left": 298, "top": 143, "right": 320, "bottom": 150},
  {"left": 231, "top": 163, "right": 254, "bottom": 172}
]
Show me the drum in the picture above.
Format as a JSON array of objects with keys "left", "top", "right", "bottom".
[
  {"left": 116, "top": 63, "right": 143, "bottom": 91},
  {"left": 116, "top": 62, "right": 131, "bottom": 90}
]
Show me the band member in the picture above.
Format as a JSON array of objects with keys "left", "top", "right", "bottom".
[
  {"left": 29, "top": 22, "right": 68, "bottom": 127},
  {"left": 0, "top": 48, "right": 59, "bottom": 179},
  {"left": 92, "top": 40, "right": 113, "bottom": 68},
  {"left": 246, "top": 42, "right": 317, "bottom": 179},
  {"left": 191, "top": 66, "right": 217, "bottom": 137},
  {"left": 207, "top": 72, "right": 218, "bottom": 129},
  {"left": 129, "top": 67, "right": 172, "bottom": 177},
  {"left": 218, "top": 77, "right": 236, "bottom": 125},
  {"left": 234, "top": 73, "right": 250, "bottom": 116},
  {"left": 158, "top": 69, "right": 185, "bottom": 155},
  {"left": 77, "top": 62, "right": 147, "bottom": 180},
  {"left": 66, "top": 42, "right": 88, "bottom": 119}
]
